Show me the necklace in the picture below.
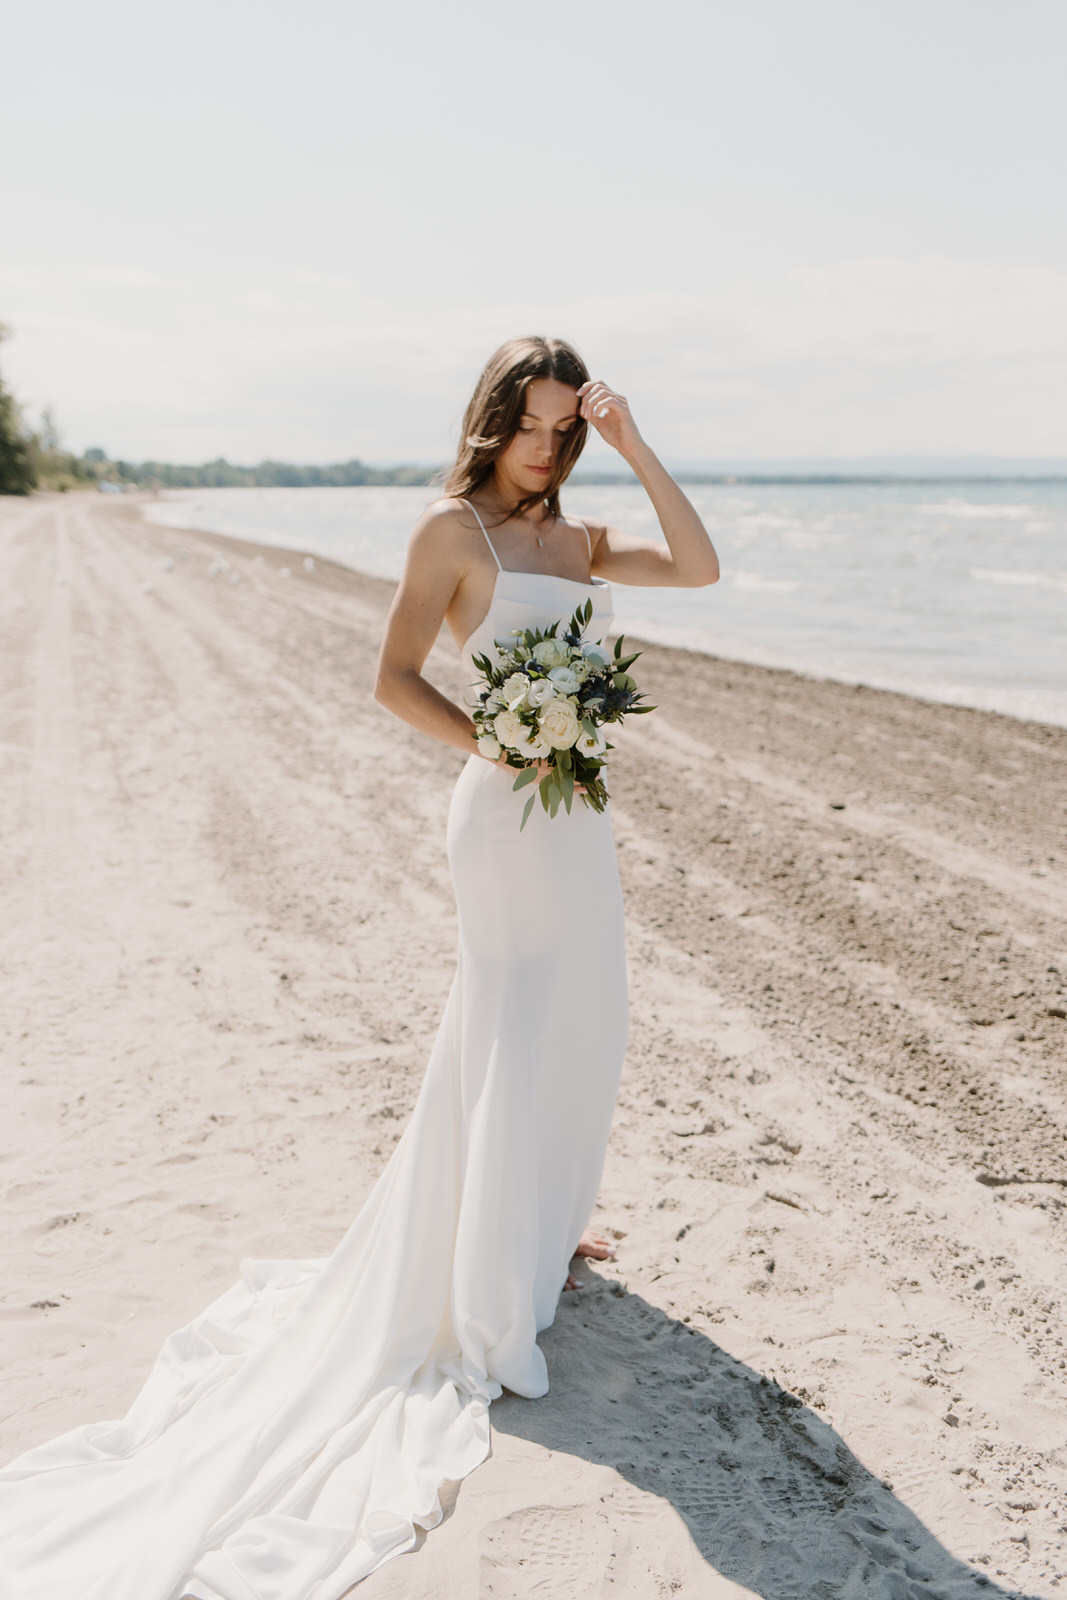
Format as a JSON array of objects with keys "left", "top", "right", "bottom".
[
  {"left": 481, "top": 501, "right": 551, "bottom": 548},
  {"left": 534, "top": 507, "right": 555, "bottom": 548}
]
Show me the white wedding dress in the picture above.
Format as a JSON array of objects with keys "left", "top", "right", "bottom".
[{"left": 0, "top": 507, "right": 629, "bottom": 1600}]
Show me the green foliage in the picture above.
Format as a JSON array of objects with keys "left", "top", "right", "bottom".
[
  {"left": 0, "top": 324, "right": 34, "bottom": 496},
  {"left": 0, "top": 386, "right": 34, "bottom": 495},
  {"left": 27, "top": 432, "right": 97, "bottom": 492},
  {"left": 474, "top": 600, "right": 645, "bottom": 833},
  {"left": 89, "top": 456, "right": 437, "bottom": 489}
]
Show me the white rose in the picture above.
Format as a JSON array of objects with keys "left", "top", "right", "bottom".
[
  {"left": 477, "top": 733, "right": 502, "bottom": 760},
  {"left": 548, "top": 665, "right": 581, "bottom": 695},
  {"left": 569, "top": 657, "right": 593, "bottom": 683},
  {"left": 501, "top": 671, "right": 531, "bottom": 708},
  {"left": 493, "top": 708, "right": 525, "bottom": 749},
  {"left": 538, "top": 696, "right": 581, "bottom": 749},
  {"left": 526, "top": 677, "right": 558, "bottom": 708},
  {"left": 513, "top": 724, "right": 551, "bottom": 758},
  {"left": 532, "top": 637, "right": 570, "bottom": 669},
  {"left": 582, "top": 642, "right": 611, "bottom": 668}
]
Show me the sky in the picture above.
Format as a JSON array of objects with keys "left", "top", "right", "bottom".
[{"left": 2, "top": 0, "right": 1065, "bottom": 468}]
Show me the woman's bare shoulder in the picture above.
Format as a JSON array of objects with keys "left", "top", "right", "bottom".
[
  {"left": 405, "top": 497, "right": 482, "bottom": 573},
  {"left": 424, "top": 494, "right": 472, "bottom": 517},
  {"left": 567, "top": 513, "right": 609, "bottom": 534},
  {"left": 562, "top": 511, "right": 610, "bottom": 551}
]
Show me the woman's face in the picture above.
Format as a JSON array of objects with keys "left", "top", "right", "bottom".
[{"left": 494, "top": 377, "right": 579, "bottom": 503}]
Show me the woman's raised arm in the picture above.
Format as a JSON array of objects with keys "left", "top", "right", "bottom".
[{"left": 577, "top": 380, "right": 720, "bottom": 589}]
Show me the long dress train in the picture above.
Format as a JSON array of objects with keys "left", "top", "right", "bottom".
[{"left": 0, "top": 517, "right": 628, "bottom": 1600}]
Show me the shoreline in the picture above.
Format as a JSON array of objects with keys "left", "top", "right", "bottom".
[
  {"left": 132, "top": 487, "right": 1067, "bottom": 736},
  {"left": 2, "top": 492, "right": 1066, "bottom": 1595}
]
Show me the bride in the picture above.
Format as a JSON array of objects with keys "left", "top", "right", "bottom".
[{"left": 0, "top": 336, "right": 718, "bottom": 1600}]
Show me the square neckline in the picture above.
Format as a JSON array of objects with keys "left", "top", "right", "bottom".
[
  {"left": 459, "top": 566, "right": 611, "bottom": 661},
  {"left": 497, "top": 567, "right": 609, "bottom": 587}
]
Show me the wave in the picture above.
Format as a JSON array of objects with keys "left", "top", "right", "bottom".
[
  {"left": 732, "top": 570, "right": 799, "bottom": 593},
  {"left": 919, "top": 501, "right": 1037, "bottom": 519}
]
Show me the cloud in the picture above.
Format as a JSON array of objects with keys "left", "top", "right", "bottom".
[
  {"left": 91, "top": 266, "right": 186, "bottom": 290},
  {"left": 291, "top": 271, "right": 358, "bottom": 291},
  {"left": 3, "top": 258, "right": 1065, "bottom": 460}
]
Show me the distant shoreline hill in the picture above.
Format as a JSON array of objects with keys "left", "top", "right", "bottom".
[
  {"left": 578, "top": 454, "right": 1067, "bottom": 486},
  {"left": 575, "top": 470, "right": 1067, "bottom": 486}
]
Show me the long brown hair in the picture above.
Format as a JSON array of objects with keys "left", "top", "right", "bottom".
[{"left": 443, "top": 336, "right": 590, "bottom": 523}]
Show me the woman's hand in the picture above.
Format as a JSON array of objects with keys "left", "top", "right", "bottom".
[
  {"left": 481, "top": 750, "right": 586, "bottom": 794},
  {"left": 526, "top": 756, "right": 586, "bottom": 794},
  {"left": 577, "top": 380, "right": 643, "bottom": 460}
]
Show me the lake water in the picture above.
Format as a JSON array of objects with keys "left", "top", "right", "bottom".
[{"left": 144, "top": 482, "right": 1067, "bottom": 728}]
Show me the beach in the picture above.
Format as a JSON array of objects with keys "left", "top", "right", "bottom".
[{"left": 2, "top": 492, "right": 1065, "bottom": 1595}]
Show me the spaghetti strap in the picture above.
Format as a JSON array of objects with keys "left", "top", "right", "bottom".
[{"left": 460, "top": 498, "right": 502, "bottom": 571}]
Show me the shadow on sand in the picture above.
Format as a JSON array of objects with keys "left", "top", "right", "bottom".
[{"left": 491, "top": 1267, "right": 1039, "bottom": 1600}]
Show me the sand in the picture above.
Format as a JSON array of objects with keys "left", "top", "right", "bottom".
[{"left": 1, "top": 491, "right": 1065, "bottom": 1598}]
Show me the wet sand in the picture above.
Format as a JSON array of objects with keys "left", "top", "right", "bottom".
[{"left": 2, "top": 492, "right": 1065, "bottom": 1597}]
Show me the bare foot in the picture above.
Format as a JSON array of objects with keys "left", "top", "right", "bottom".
[{"left": 564, "top": 1229, "right": 618, "bottom": 1290}]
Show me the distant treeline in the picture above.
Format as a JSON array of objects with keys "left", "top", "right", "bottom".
[
  {"left": 1, "top": 438, "right": 438, "bottom": 496},
  {"left": 76, "top": 452, "right": 437, "bottom": 490},
  {"left": 0, "top": 415, "right": 439, "bottom": 497}
]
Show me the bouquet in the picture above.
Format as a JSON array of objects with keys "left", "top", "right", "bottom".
[{"left": 470, "top": 599, "right": 654, "bottom": 830}]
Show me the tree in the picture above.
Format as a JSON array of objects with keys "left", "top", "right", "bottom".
[
  {"left": 39, "top": 403, "right": 61, "bottom": 454},
  {"left": 0, "top": 324, "right": 35, "bottom": 496}
]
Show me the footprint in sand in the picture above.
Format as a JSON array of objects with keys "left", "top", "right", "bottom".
[
  {"left": 478, "top": 1486, "right": 709, "bottom": 1598},
  {"left": 480, "top": 1503, "right": 606, "bottom": 1598}
]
